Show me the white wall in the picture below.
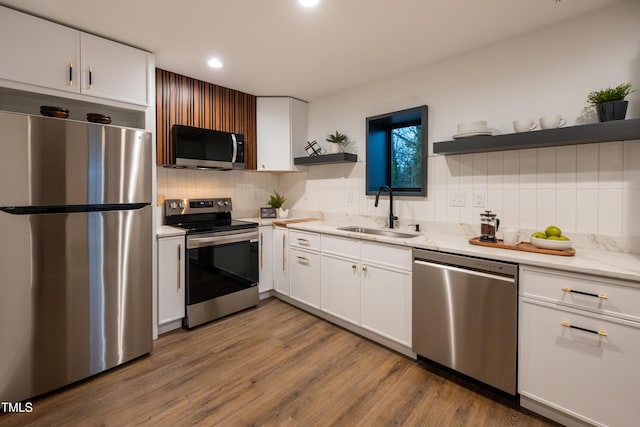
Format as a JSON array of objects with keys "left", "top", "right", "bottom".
[{"left": 281, "top": 0, "right": 640, "bottom": 242}]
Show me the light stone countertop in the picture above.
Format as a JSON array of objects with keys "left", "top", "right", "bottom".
[
  {"left": 283, "top": 219, "right": 640, "bottom": 284},
  {"left": 157, "top": 225, "right": 186, "bottom": 238}
]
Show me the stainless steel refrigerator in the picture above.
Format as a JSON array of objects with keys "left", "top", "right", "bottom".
[{"left": 0, "top": 111, "right": 153, "bottom": 402}]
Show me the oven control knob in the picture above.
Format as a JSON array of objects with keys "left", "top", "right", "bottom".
[
  {"left": 178, "top": 202, "right": 185, "bottom": 209},
  {"left": 169, "top": 202, "right": 178, "bottom": 209},
  {"left": 217, "top": 201, "right": 225, "bottom": 207},
  {"left": 223, "top": 201, "right": 230, "bottom": 207}
]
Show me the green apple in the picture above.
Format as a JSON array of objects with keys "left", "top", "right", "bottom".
[
  {"left": 531, "top": 232, "right": 547, "bottom": 239},
  {"left": 545, "top": 225, "right": 562, "bottom": 238},
  {"left": 557, "top": 235, "right": 570, "bottom": 241}
]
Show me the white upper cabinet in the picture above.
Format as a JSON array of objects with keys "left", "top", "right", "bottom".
[
  {"left": 0, "top": 6, "right": 79, "bottom": 93},
  {"left": 80, "top": 33, "right": 149, "bottom": 105},
  {"left": 0, "top": 6, "right": 150, "bottom": 106},
  {"left": 256, "top": 97, "right": 308, "bottom": 171}
]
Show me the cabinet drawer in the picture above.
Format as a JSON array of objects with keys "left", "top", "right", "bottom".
[
  {"left": 289, "top": 230, "right": 320, "bottom": 251},
  {"left": 361, "top": 241, "right": 411, "bottom": 271},
  {"left": 321, "top": 234, "right": 360, "bottom": 258},
  {"left": 520, "top": 299, "right": 640, "bottom": 427},
  {"left": 521, "top": 267, "right": 640, "bottom": 322}
]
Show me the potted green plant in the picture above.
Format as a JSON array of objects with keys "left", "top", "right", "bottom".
[
  {"left": 326, "top": 131, "right": 348, "bottom": 153},
  {"left": 587, "top": 82, "right": 635, "bottom": 122},
  {"left": 267, "top": 191, "right": 288, "bottom": 218}
]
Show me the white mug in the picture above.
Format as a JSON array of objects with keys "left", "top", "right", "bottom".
[
  {"left": 502, "top": 228, "right": 525, "bottom": 246},
  {"left": 539, "top": 115, "right": 567, "bottom": 129},
  {"left": 513, "top": 119, "right": 537, "bottom": 133}
]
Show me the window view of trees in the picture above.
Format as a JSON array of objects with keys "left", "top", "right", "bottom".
[
  {"left": 366, "top": 105, "right": 427, "bottom": 196},
  {"left": 391, "top": 125, "right": 422, "bottom": 190}
]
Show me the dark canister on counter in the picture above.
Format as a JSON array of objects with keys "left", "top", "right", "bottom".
[{"left": 480, "top": 210, "right": 500, "bottom": 242}]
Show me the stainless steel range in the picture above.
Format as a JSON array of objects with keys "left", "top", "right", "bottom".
[{"left": 164, "top": 198, "right": 259, "bottom": 328}]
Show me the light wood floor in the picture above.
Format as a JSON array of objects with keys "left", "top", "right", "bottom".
[{"left": 1, "top": 298, "right": 554, "bottom": 426}]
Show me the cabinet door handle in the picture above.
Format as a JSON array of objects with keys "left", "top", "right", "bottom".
[
  {"left": 562, "top": 287, "right": 608, "bottom": 300},
  {"left": 282, "top": 235, "right": 286, "bottom": 271},
  {"left": 297, "top": 256, "right": 309, "bottom": 263},
  {"left": 177, "top": 243, "right": 181, "bottom": 290},
  {"left": 68, "top": 62, "right": 73, "bottom": 86},
  {"left": 352, "top": 264, "right": 357, "bottom": 270},
  {"left": 88, "top": 66, "right": 93, "bottom": 89},
  {"left": 259, "top": 232, "right": 263, "bottom": 269},
  {"left": 297, "top": 238, "right": 310, "bottom": 245},
  {"left": 561, "top": 321, "right": 607, "bottom": 337},
  {"left": 362, "top": 266, "right": 368, "bottom": 272}
]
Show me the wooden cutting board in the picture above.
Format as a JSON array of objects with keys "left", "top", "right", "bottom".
[
  {"left": 469, "top": 237, "right": 575, "bottom": 256},
  {"left": 271, "top": 218, "right": 319, "bottom": 227}
]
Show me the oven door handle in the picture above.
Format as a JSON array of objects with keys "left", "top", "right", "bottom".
[{"left": 188, "top": 231, "right": 258, "bottom": 248}]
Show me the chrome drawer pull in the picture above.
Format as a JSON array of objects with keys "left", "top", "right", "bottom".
[
  {"left": 297, "top": 256, "right": 309, "bottom": 262},
  {"left": 561, "top": 287, "right": 608, "bottom": 300},
  {"left": 297, "top": 238, "right": 310, "bottom": 245},
  {"left": 561, "top": 321, "right": 608, "bottom": 337}
]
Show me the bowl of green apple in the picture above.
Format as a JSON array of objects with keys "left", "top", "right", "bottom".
[{"left": 530, "top": 226, "right": 573, "bottom": 250}]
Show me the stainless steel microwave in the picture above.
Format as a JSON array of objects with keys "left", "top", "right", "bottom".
[{"left": 169, "top": 125, "right": 245, "bottom": 170}]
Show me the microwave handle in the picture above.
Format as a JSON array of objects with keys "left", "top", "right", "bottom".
[{"left": 231, "top": 134, "right": 238, "bottom": 163}]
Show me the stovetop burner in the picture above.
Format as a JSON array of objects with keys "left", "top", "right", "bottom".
[{"left": 163, "top": 198, "right": 257, "bottom": 234}]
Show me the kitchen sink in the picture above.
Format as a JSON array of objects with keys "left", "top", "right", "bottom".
[{"left": 337, "top": 226, "right": 418, "bottom": 239}]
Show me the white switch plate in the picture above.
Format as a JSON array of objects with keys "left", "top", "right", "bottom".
[
  {"left": 449, "top": 190, "right": 466, "bottom": 207},
  {"left": 346, "top": 191, "right": 354, "bottom": 203},
  {"left": 473, "top": 191, "right": 486, "bottom": 208}
]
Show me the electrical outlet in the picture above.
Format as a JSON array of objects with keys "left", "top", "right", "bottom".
[
  {"left": 473, "top": 191, "right": 486, "bottom": 208},
  {"left": 449, "top": 190, "right": 466, "bottom": 207},
  {"left": 346, "top": 191, "right": 354, "bottom": 203}
]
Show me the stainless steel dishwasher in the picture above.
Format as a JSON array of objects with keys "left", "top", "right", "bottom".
[{"left": 412, "top": 248, "right": 518, "bottom": 395}]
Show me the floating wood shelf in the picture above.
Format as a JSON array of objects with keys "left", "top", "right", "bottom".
[
  {"left": 294, "top": 152, "right": 358, "bottom": 165},
  {"left": 433, "top": 118, "right": 640, "bottom": 155}
]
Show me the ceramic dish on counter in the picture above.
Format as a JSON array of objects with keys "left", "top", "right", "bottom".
[{"left": 530, "top": 236, "right": 573, "bottom": 250}]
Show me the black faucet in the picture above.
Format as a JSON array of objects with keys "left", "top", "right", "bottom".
[{"left": 374, "top": 185, "right": 398, "bottom": 229}]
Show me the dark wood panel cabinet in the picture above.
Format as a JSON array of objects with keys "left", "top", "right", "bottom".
[{"left": 155, "top": 68, "right": 257, "bottom": 169}]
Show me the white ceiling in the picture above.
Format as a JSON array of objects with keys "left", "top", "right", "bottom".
[{"left": 0, "top": 0, "right": 625, "bottom": 101}]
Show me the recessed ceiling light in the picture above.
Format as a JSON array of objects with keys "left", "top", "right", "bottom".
[
  {"left": 207, "top": 58, "right": 223, "bottom": 69},
  {"left": 299, "top": 0, "right": 319, "bottom": 7}
]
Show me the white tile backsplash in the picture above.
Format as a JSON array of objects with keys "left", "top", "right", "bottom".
[{"left": 157, "top": 139, "right": 640, "bottom": 239}]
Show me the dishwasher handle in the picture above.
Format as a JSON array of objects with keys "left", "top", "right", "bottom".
[{"left": 413, "top": 259, "right": 516, "bottom": 283}]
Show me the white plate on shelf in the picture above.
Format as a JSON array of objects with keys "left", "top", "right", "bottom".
[{"left": 452, "top": 130, "right": 493, "bottom": 139}]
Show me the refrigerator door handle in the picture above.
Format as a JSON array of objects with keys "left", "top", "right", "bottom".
[{"left": 0, "top": 203, "right": 150, "bottom": 215}]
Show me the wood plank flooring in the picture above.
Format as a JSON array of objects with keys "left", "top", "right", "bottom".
[{"left": 0, "top": 298, "right": 555, "bottom": 426}]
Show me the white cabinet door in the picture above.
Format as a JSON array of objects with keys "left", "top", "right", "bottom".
[
  {"left": 157, "top": 236, "right": 185, "bottom": 325},
  {"left": 256, "top": 97, "right": 308, "bottom": 171},
  {"left": 321, "top": 253, "right": 361, "bottom": 325},
  {"left": 361, "top": 263, "right": 412, "bottom": 346},
  {"left": 290, "top": 248, "right": 321, "bottom": 308},
  {"left": 519, "top": 299, "right": 640, "bottom": 427},
  {"left": 258, "top": 225, "right": 274, "bottom": 293},
  {"left": 80, "top": 33, "right": 149, "bottom": 105},
  {"left": 273, "top": 227, "right": 289, "bottom": 295},
  {"left": 0, "top": 6, "right": 79, "bottom": 93}
]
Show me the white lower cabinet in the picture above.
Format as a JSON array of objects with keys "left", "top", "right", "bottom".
[
  {"left": 360, "top": 263, "right": 412, "bottom": 347},
  {"left": 273, "top": 227, "right": 289, "bottom": 295},
  {"left": 519, "top": 266, "right": 640, "bottom": 427},
  {"left": 289, "top": 248, "right": 321, "bottom": 308},
  {"left": 320, "top": 235, "right": 412, "bottom": 347},
  {"left": 157, "top": 235, "right": 185, "bottom": 331},
  {"left": 258, "top": 225, "right": 274, "bottom": 294}
]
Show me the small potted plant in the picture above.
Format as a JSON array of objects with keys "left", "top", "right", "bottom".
[
  {"left": 587, "top": 82, "right": 635, "bottom": 122},
  {"left": 267, "top": 191, "right": 288, "bottom": 218},
  {"left": 326, "top": 131, "right": 348, "bottom": 153}
]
